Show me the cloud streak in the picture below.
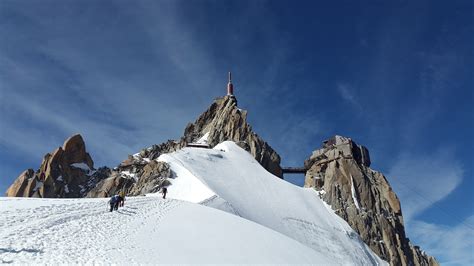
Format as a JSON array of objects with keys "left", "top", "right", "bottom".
[
  {"left": 387, "top": 147, "right": 470, "bottom": 264},
  {"left": 337, "top": 83, "right": 363, "bottom": 112},
  {"left": 0, "top": 1, "right": 226, "bottom": 170},
  {"left": 411, "top": 216, "right": 474, "bottom": 266},
  {"left": 388, "top": 148, "right": 463, "bottom": 223}
]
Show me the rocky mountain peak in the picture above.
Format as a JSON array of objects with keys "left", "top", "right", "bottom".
[
  {"left": 5, "top": 134, "right": 106, "bottom": 198},
  {"left": 182, "top": 95, "right": 240, "bottom": 145},
  {"left": 305, "top": 135, "right": 438, "bottom": 266},
  {"left": 132, "top": 95, "right": 282, "bottom": 178},
  {"left": 61, "top": 134, "right": 94, "bottom": 168},
  {"left": 182, "top": 95, "right": 282, "bottom": 177},
  {"left": 310, "top": 135, "right": 371, "bottom": 167}
]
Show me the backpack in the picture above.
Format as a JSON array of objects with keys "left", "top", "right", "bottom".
[{"left": 110, "top": 195, "right": 119, "bottom": 203}]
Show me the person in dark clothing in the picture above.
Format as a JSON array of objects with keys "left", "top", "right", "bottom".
[
  {"left": 109, "top": 194, "right": 123, "bottom": 212},
  {"left": 109, "top": 195, "right": 117, "bottom": 212},
  {"left": 162, "top": 187, "right": 168, "bottom": 199},
  {"left": 118, "top": 191, "right": 126, "bottom": 207}
]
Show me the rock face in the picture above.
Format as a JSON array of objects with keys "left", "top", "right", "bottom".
[
  {"left": 86, "top": 171, "right": 135, "bottom": 198},
  {"left": 304, "top": 135, "right": 438, "bottom": 266},
  {"left": 86, "top": 154, "right": 172, "bottom": 198},
  {"left": 128, "top": 161, "right": 172, "bottom": 196},
  {"left": 5, "top": 134, "right": 106, "bottom": 198},
  {"left": 182, "top": 96, "right": 282, "bottom": 177},
  {"left": 5, "top": 169, "right": 36, "bottom": 197},
  {"left": 135, "top": 95, "right": 282, "bottom": 177}
]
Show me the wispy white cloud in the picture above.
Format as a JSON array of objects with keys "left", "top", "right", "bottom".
[
  {"left": 266, "top": 114, "right": 325, "bottom": 166},
  {"left": 388, "top": 148, "right": 463, "bottom": 223},
  {"left": 0, "top": 88, "right": 138, "bottom": 165},
  {"left": 0, "top": 1, "right": 222, "bottom": 173},
  {"left": 410, "top": 216, "right": 474, "bottom": 266},
  {"left": 337, "top": 83, "right": 363, "bottom": 111},
  {"left": 387, "top": 148, "right": 470, "bottom": 264}
]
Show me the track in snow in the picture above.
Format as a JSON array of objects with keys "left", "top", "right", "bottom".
[{"left": 0, "top": 197, "right": 181, "bottom": 264}]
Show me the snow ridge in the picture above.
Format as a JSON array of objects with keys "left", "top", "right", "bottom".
[{"left": 160, "top": 141, "right": 387, "bottom": 265}]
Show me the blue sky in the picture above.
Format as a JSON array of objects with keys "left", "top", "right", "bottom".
[{"left": 0, "top": 0, "right": 472, "bottom": 264}]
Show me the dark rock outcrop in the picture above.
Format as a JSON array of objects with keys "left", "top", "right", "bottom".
[
  {"left": 128, "top": 161, "right": 171, "bottom": 196},
  {"left": 133, "top": 140, "right": 182, "bottom": 163},
  {"left": 304, "top": 135, "right": 438, "bottom": 266},
  {"left": 86, "top": 158, "right": 171, "bottom": 197},
  {"left": 5, "top": 134, "right": 106, "bottom": 198},
  {"left": 86, "top": 172, "right": 135, "bottom": 198}
]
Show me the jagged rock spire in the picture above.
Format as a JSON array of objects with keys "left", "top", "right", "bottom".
[
  {"left": 305, "top": 136, "right": 439, "bottom": 266},
  {"left": 5, "top": 134, "right": 106, "bottom": 198}
]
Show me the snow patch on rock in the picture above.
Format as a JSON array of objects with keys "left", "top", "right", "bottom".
[
  {"left": 196, "top": 132, "right": 210, "bottom": 144},
  {"left": 70, "top": 163, "right": 92, "bottom": 175},
  {"left": 351, "top": 175, "right": 361, "bottom": 211}
]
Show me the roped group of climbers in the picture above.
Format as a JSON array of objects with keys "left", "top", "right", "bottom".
[
  {"left": 109, "top": 191, "right": 126, "bottom": 212},
  {"left": 108, "top": 187, "right": 168, "bottom": 212}
]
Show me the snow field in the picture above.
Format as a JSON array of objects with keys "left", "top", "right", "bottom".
[
  {"left": 0, "top": 196, "right": 326, "bottom": 264},
  {"left": 1, "top": 197, "right": 173, "bottom": 264}
]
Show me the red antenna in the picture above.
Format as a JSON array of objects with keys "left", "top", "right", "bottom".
[{"left": 227, "top": 71, "right": 234, "bottom": 95}]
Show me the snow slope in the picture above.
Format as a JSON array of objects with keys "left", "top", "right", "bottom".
[
  {"left": 159, "top": 141, "right": 387, "bottom": 265},
  {"left": 1, "top": 141, "right": 387, "bottom": 264},
  {"left": 0, "top": 197, "right": 326, "bottom": 264}
]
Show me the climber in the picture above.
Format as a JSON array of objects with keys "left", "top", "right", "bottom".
[
  {"left": 109, "top": 194, "right": 124, "bottom": 212},
  {"left": 161, "top": 187, "right": 168, "bottom": 199},
  {"left": 118, "top": 190, "right": 126, "bottom": 207}
]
